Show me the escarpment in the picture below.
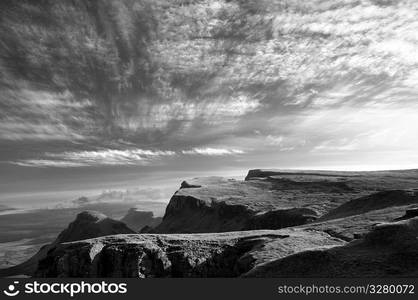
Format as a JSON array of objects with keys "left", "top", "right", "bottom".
[
  {"left": 151, "top": 169, "right": 418, "bottom": 234},
  {"left": 6, "top": 169, "right": 418, "bottom": 278},
  {"left": 153, "top": 174, "right": 368, "bottom": 233}
]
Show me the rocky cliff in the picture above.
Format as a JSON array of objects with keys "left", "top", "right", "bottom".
[
  {"left": 35, "top": 214, "right": 418, "bottom": 277},
  {"left": 56, "top": 211, "right": 135, "bottom": 243},
  {"left": 35, "top": 228, "right": 344, "bottom": 277},
  {"left": 8, "top": 169, "right": 418, "bottom": 278},
  {"left": 152, "top": 176, "right": 346, "bottom": 233},
  {"left": 153, "top": 169, "right": 418, "bottom": 233}
]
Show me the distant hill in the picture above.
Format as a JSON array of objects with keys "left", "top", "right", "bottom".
[
  {"left": 0, "top": 211, "right": 134, "bottom": 277},
  {"left": 120, "top": 209, "right": 162, "bottom": 232}
]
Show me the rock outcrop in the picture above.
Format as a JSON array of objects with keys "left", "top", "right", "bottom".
[
  {"left": 7, "top": 169, "right": 418, "bottom": 278},
  {"left": 35, "top": 228, "right": 344, "bottom": 277},
  {"left": 35, "top": 216, "right": 418, "bottom": 278},
  {"left": 56, "top": 211, "right": 135, "bottom": 243},
  {"left": 120, "top": 209, "right": 162, "bottom": 232},
  {"left": 0, "top": 211, "right": 134, "bottom": 277},
  {"left": 153, "top": 175, "right": 367, "bottom": 233},
  {"left": 147, "top": 170, "right": 418, "bottom": 234}
]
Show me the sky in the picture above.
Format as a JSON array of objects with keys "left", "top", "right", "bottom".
[{"left": 1, "top": 0, "right": 418, "bottom": 207}]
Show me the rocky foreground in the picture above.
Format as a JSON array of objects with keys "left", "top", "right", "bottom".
[
  {"left": 3, "top": 169, "right": 418, "bottom": 277},
  {"left": 35, "top": 217, "right": 418, "bottom": 277}
]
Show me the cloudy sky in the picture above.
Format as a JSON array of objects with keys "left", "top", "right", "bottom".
[{"left": 1, "top": 0, "right": 418, "bottom": 207}]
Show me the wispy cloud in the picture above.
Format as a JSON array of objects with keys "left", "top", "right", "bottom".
[
  {"left": 0, "top": 119, "right": 87, "bottom": 141},
  {"left": 13, "top": 160, "right": 89, "bottom": 168},
  {"left": 2, "top": 0, "right": 418, "bottom": 173},
  {"left": 13, "top": 149, "right": 176, "bottom": 167},
  {"left": 114, "top": 95, "right": 261, "bottom": 131},
  {"left": 0, "top": 88, "right": 94, "bottom": 141},
  {"left": 12, "top": 147, "right": 246, "bottom": 167},
  {"left": 181, "top": 148, "right": 244, "bottom": 156},
  {"left": 265, "top": 135, "right": 306, "bottom": 151},
  {"left": 306, "top": 104, "right": 418, "bottom": 154}
]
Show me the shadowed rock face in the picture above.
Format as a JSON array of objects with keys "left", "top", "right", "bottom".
[
  {"left": 56, "top": 211, "right": 135, "bottom": 243},
  {"left": 147, "top": 169, "right": 418, "bottom": 234},
  {"left": 153, "top": 175, "right": 367, "bottom": 233},
  {"left": 120, "top": 209, "right": 162, "bottom": 232},
  {"left": 152, "top": 169, "right": 418, "bottom": 234}
]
